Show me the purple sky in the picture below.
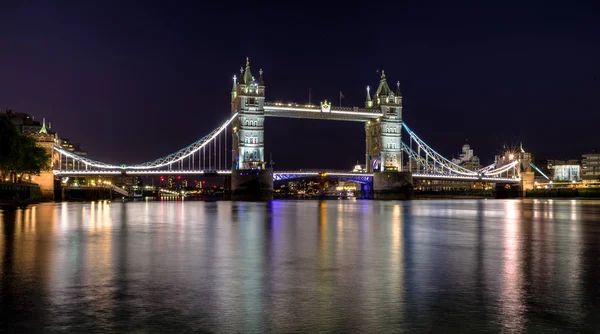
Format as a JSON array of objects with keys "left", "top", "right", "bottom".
[{"left": 1, "top": 1, "right": 599, "bottom": 169}]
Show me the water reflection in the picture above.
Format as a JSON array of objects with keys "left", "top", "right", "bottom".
[{"left": 0, "top": 199, "right": 599, "bottom": 332}]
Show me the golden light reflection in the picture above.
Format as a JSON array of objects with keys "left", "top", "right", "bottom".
[
  {"left": 336, "top": 201, "right": 344, "bottom": 251},
  {"left": 316, "top": 200, "right": 334, "bottom": 326},
  {"left": 390, "top": 204, "right": 404, "bottom": 318},
  {"left": 319, "top": 201, "right": 327, "bottom": 251},
  {"left": 500, "top": 200, "right": 525, "bottom": 332}
]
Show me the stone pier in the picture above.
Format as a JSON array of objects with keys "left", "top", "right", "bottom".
[
  {"left": 230, "top": 169, "right": 273, "bottom": 201},
  {"left": 520, "top": 171, "right": 535, "bottom": 196},
  {"left": 373, "top": 171, "right": 414, "bottom": 200}
]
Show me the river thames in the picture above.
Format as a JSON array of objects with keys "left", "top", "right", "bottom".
[{"left": 1, "top": 199, "right": 599, "bottom": 332}]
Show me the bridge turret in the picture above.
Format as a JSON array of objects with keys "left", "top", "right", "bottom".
[
  {"left": 231, "top": 75, "right": 237, "bottom": 101},
  {"left": 258, "top": 68, "right": 265, "bottom": 86},
  {"left": 395, "top": 81, "right": 402, "bottom": 105}
]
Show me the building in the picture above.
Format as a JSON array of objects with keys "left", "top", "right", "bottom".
[
  {"left": 582, "top": 151, "right": 600, "bottom": 182},
  {"left": 547, "top": 159, "right": 581, "bottom": 180},
  {"left": 57, "top": 137, "right": 88, "bottom": 156},
  {"left": 553, "top": 165, "right": 581, "bottom": 182},
  {"left": 3, "top": 109, "right": 43, "bottom": 134},
  {"left": 451, "top": 141, "right": 481, "bottom": 171}
]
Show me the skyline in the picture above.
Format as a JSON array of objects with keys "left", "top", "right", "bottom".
[{"left": 1, "top": 1, "right": 599, "bottom": 169}]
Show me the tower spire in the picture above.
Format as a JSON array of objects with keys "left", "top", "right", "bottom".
[
  {"left": 39, "top": 117, "right": 48, "bottom": 134},
  {"left": 243, "top": 57, "right": 253, "bottom": 86},
  {"left": 396, "top": 81, "right": 402, "bottom": 96}
]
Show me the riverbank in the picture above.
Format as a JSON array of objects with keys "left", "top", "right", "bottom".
[
  {"left": 0, "top": 182, "right": 43, "bottom": 208},
  {"left": 526, "top": 188, "right": 600, "bottom": 198}
]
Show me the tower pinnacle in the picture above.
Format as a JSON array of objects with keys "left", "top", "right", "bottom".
[
  {"left": 259, "top": 68, "right": 264, "bottom": 86},
  {"left": 365, "top": 86, "right": 373, "bottom": 108}
]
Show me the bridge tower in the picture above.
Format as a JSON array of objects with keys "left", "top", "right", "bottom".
[
  {"left": 31, "top": 120, "right": 60, "bottom": 200},
  {"left": 518, "top": 144, "right": 535, "bottom": 195},
  {"left": 365, "top": 71, "right": 413, "bottom": 199},
  {"left": 229, "top": 58, "right": 273, "bottom": 200}
]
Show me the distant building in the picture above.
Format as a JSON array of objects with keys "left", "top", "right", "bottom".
[
  {"left": 553, "top": 165, "right": 581, "bottom": 182},
  {"left": 451, "top": 141, "right": 481, "bottom": 171},
  {"left": 57, "top": 137, "right": 88, "bottom": 157},
  {"left": 547, "top": 159, "right": 581, "bottom": 180},
  {"left": 2, "top": 109, "right": 91, "bottom": 170},
  {"left": 582, "top": 151, "right": 600, "bottom": 182},
  {"left": 3, "top": 109, "right": 43, "bottom": 134},
  {"left": 352, "top": 163, "right": 366, "bottom": 173}
]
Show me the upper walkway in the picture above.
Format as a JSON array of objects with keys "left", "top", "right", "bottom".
[{"left": 263, "top": 102, "right": 383, "bottom": 122}]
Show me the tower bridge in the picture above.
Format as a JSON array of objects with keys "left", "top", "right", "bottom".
[{"left": 50, "top": 58, "right": 530, "bottom": 200}]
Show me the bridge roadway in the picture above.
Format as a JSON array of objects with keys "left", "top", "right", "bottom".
[
  {"left": 263, "top": 102, "right": 383, "bottom": 122},
  {"left": 54, "top": 169, "right": 521, "bottom": 183}
]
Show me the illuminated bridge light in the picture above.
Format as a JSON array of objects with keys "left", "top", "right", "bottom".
[{"left": 51, "top": 104, "right": 524, "bottom": 185}]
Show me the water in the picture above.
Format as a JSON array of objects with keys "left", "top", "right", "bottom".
[{"left": 1, "top": 199, "right": 599, "bottom": 333}]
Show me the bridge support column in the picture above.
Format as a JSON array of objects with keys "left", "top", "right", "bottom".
[
  {"left": 373, "top": 171, "right": 413, "bottom": 200},
  {"left": 231, "top": 169, "right": 273, "bottom": 201},
  {"left": 36, "top": 171, "right": 56, "bottom": 200},
  {"left": 521, "top": 171, "right": 535, "bottom": 197}
]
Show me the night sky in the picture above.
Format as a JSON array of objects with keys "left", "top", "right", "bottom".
[{"left": 1, "top": 1, "right": 599, "bottom": 169}]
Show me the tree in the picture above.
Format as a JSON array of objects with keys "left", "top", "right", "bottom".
[
  {"left": 0, "top": 115, "right": 51, "bottom": 183},
  {"left": 14, "top": 134, "right": 51, "bottom": 182},
  {"left": 0, "top": 115, "right": 20, "bottom": 181}
]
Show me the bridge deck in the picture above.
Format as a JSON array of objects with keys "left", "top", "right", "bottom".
[{"left": 54, "top": 170, "right": 520, "bottom": 183}]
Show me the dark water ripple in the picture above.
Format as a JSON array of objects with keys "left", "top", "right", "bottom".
[{"left": 1, "top": 199, "right": 599, "bottom": 332}]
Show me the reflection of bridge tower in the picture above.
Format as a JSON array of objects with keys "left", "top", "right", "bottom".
[{"left": 230, "top": 58, "right": 273, "bottom": 200}]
